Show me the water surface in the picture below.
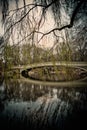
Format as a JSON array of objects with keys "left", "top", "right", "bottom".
[{"left": 0, "top": 78, "right": 87, "bottom": 130}]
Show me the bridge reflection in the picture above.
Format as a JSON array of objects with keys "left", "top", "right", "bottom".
[{"left": 0, "top": 79, "right": 87, "bottom": 129}]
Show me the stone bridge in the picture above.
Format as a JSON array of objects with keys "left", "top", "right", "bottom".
[
  {"left": 11, "top": 62, "right": 87, "bottom": 87},
  {"left": 12, "top": 61, "right": 87, "bottom": 74}
]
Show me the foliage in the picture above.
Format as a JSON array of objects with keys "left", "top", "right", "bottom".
[{"left": 0, "top": 0, "right": 87, "bottom": 64}]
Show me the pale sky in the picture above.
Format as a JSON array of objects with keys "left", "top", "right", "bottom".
[{"left": 0, "top": 0, "right": 69, "bottom": 49}]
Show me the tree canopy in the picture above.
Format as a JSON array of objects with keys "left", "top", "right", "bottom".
[{"left": 0, "top": 0, "right": 87, "bottom": 61}]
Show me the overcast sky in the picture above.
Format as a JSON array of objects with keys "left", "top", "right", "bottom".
[{"left": 0, "top": 0, "right": 69, "bottom": 48}]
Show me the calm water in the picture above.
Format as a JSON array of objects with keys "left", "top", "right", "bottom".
[{"left": 0, "top": 77, "right": 87, "bottom": 130}]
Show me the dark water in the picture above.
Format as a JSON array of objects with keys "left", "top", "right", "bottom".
[{"left": 0, "top": 78, "right": 87, "bottom": 130}]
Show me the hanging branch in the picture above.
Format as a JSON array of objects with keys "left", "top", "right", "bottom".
[{"left": 0, "top": 0, "right": 86, "bottom": 50}]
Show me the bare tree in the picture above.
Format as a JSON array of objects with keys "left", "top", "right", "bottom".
[{"left": 0, "top": 0, "right": 87, "bottom": 61}]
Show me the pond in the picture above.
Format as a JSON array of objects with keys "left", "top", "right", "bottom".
[{"left": 0, "top": 75, "right": 87, "bottom": 130}]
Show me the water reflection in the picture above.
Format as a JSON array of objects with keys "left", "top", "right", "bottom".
[{"left": 0, "top": 78, "right": 87, "bottom": 130}]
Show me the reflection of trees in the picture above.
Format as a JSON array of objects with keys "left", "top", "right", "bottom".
[
  {"left": 0, "top": 79, "right": 87, "bottom": 129},
  {"left": 4, "top": 79, "right": 50, "bottom": 101},
  {"left": 22, "top": 87, "right": 87, "bottom": 129},
  {"left": 4, "top": 79, "right": 87, "bottom": 103}
]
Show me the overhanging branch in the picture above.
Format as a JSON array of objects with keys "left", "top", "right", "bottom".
[
  {"left": 3, "top": 0, "right": 86, "bottom": 47},
  {"left": 5, "top": 0, "right": 85, "bottom": 35}
]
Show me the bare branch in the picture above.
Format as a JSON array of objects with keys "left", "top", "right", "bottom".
[
  {"left": 4, "top": 0, "right": 57, "bottom": 35},
  {"left": 8, "top": 0, "right": 56, "bottom": 14},
  {"left": 5, "top": 0, "right": 85, "bottom": 37},
  {"left": 70, "top": 0, "right": 86, "bottom": 27}
]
